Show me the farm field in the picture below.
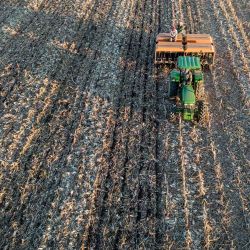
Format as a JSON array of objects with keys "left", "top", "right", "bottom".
[{"left": 0, "top": 0, "right": 249, "bottom": 249}]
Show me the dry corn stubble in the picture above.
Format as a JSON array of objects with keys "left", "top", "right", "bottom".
[{"left": 0, "top": 0, "right": 249, "bottom": 249}]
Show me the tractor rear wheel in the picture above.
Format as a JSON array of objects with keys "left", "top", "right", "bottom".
[
  {"left": 197, "top": 101, "right": 208, "bottom": 124},
  {"left": 167, "top": 78, "right": 178, "bottom": 98},
  {"left": 196, "top": 81, "right": 205, "bottom": 100}
]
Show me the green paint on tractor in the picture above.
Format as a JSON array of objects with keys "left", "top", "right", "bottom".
[
  {"left": 170, "top": 69, "right": 180, "bottom": 81},
  {"left": 183, "top": 108, "right": 195, "bottom": 121},
  {"left": 178, "top": 56, "right": 201, "bottom": 70},
  {"left": 182, "top": 85, "right": 195, "bottom": 105},
  {"left": 168, "top": 56, "right": 208, "bottom": 123},
  {"left": 193, "top": 70, "right": 203, "bottom": 82}
]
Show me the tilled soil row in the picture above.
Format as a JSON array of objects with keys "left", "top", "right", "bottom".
[
  {"left": 0, "top": 1, "right": 32, "bottom": 25},
  {"left": 233, "top": 0, "right": 250, "bottom": 37},
  {"left": 45, "top": 0, "right": 134, "bottom": 248},
  {"left": 0, "top": 0, "right": 249, "bottom": 249},
  {"left": 178, "top": 0, "right": 250, "bottom": 248},
  {"left": 0, "top": 0, "right": 105, "bottom": 161},
  {"left": 0, "top": 0, "right": 118, "bottom": 248},
  {"left": 0, "top": 0, "right": 81, "bottom": 151},
  {"left": 0, "top": 0, "right": 99, "bottom": 185},
  {"left": 201, "top": 0, "right": 249, "bottom": 247},
  {"left": 83, "top": 0, "right": 160, "bottom": 248},
  {"left": 0, "top": 1, "right": 85, "bottom": 247},
  {"left": 157, "top": 3, "right": 188, "bottom": 249}
]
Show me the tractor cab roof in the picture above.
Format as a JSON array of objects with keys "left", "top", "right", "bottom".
[{"left": 177, "top": 56, "right": 201, "bottom": 70}]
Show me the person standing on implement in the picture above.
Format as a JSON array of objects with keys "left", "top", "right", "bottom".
[{"left": 170, "top": 25, "right": 178, "bottom": 42}]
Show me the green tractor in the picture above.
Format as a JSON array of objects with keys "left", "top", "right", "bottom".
[{"left": 168, "top": 56, "right": 208, "bottom": 123}]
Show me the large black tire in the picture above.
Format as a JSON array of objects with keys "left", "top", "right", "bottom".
[
  {"left": 196, "top": 81, "right": 205, "bottom": 100},
  {"left": 167, "top": 78, "right": 178, "bottom": 98},
  {"left": 197, "top": 101, "right": 208, "bottom": 125}
]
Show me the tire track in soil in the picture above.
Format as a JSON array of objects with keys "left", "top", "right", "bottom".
[
  {"left": 102, "top": 18, "right": 144, "bottom": 246},
  {"left": 82, "top": 0, "right": 151, "bottom": 248},
  {"left": 160, "top": 120, "right": 188, "bottom": 249},
  {"left": 135, "top": 2, "right": 174, "bottom": 249},
  {"left": 82, "top": 0, "right": 168, "bottom": 249},
  {"left": 154, "top": 1, "right": 165, "bottom": 248},
  {"left": 181, "top": 124, "right": 209, "bottom": 249},
  {"left": 0, "top": 0, "right": 112, "bottom": 247},
  {"left": 178, "top": 119, "right": 195, "bottom": 249},
  {"left": 126, "top": 0, "right": 155, "bottom": 245},
  {"left": 98, "top": 0, "right": 165, "bottom": 248}
]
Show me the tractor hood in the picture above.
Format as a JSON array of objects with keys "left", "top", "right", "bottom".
[{"left": 182, "top": 85, "right": 195, "bottom": 105}]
